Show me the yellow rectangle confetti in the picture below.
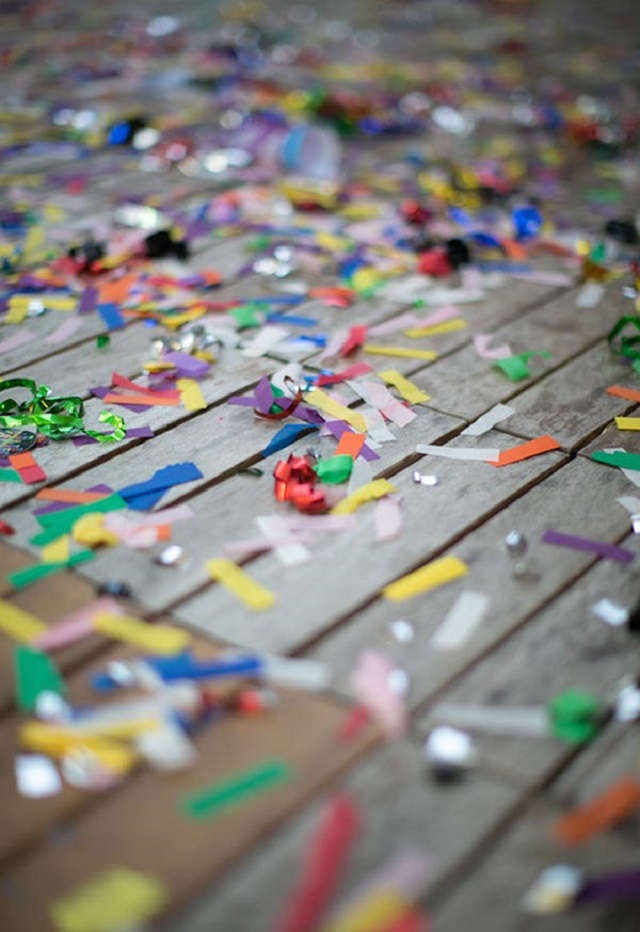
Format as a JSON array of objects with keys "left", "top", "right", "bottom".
[
  {"left": 0, "top": 600, "right": 47, "bottom": 643},
  {"left": 50, "top": 867, "right": 167, "bottom": 932},
  {"left": 403, "top": 318, "right": 466, "bottom": 338},
  {"left": 305, "top": 389, "right": 367, "bottom": 433},
  {"left": 363, "top": 344, "right": 437, "bottom": 361},
  {"left": 383, "top": 555, "right": 468, "bottom": 601},
  {"left": 94, "top": 613, "right": 191, "bottom": 655},
  {"left": 206, "top": 559, "right": 277, "bottom": 611},
  {"left": 177, "top": 378, "right": 207, "bottom": 411},
  {"left": 321, "top": 891, "right": 410, "bottom": 932},
  {"left": 42, "top": 534, "right": 71, "bottom": 564},
  {"left": 379, "top": 370, "right": 430, "bottom": 404},
  {"left": 331, "top": 479, "right": 397, "bottom": 515},
  {"left": 615, "top": 417, "right": 640, "bottom": 431}
]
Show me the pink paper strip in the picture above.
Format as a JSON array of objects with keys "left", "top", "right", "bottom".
[
  {"left": 368, "top": 305, "right": 460, "bottom": 337},
  {"left": 375, "top": 496, "right": 403, "bottom": 542},
  {"left": 44, "top": 317, "right": 84, "bottom": 345},
  {"left": 33, "top": 597, "right": 124, "bottom": 651},
  {"left": 350, "top": 649, "right": 407, "bottom": 739},
  {"left": 0, "top": 330, "right": 36, "bottom": 354},
  {"left": 474, "top": 333, "right": 512, "bottom": 359}
]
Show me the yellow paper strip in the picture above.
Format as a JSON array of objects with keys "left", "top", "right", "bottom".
[
  {"left": 615, "top": 417, "right": 640, "bottom": 431},
  {"left": 9, "top": 295, "right": 77, "bottom": 312},
  {"left": 0, "top": 600, "right": 47, "bottom": 643},
  {"left": 305, "top": 389, "right": 367, "bottom": 433},
  {"left": 42, "top": 534, "right": 71, "bottom": 564},
  {"left": 383, "top": 555, "right": 468, "bottom": 601},
  {"left": 94, "top": 613, "right": 191, "bottom": 655},
  {"left": 321, "top": 891, "right": 409, "bottom": 932},
  {"left": 20, "top": 722, "right": 138, "bottom": 771},
  {"left": 3, "top": 305, "right": 28, "bottom": 324},
  {"left": 50, "top": 867, "right": 167, "bottom": 932},
  {"left": 379, "top": 370, "right": 430, "bottom": 404},
  {"left": 363, "top": 344, "right": 437, "bottom": 361},
  {"left": 177, "top": 378, "right": 207, "bottom": 411},
  {"left": 331, "top": 479, "right": 397, "bottom": 515},
  {"left": 404, "top": 318, "right": 467, "bottom": 338},
  {"left": 206, "top": 559, "right": 277, "bottom": 611}
]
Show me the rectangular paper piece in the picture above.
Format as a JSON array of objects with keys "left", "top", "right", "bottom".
[
  {"left": 461, "top": 404, "right": 514, "bottom": 437},
  {"left": 383, "top": 556, "right": 468, "bottom": 601},
  {"left": 379, "top": 370, "right": 430, "bottom": 404},
  {"left": 416, "top": 444, "right": 500, "bottom": 463},
  {"left": 181, "top": 758, "right": 291, "bottom": 820},
  {"left": 206, "top": 559, "right": 276, "bottom": 610},
  {"left": 431, "top": 591, "right": 489, "bottom": 650},
  {"left": 614, "top": 417, "right": 640, "bottom": 431},
  {"left": 494, "top": 434, "right": 560, "bottom": 467},
  {"left": 50, "top": 867, "right": 167, "bottom": 932},
  {"left": 554, "top": 776, "right": 640, "bottom": 846},
  {"left": 542, "top": 530, "right": 635, "bottom": 564}
]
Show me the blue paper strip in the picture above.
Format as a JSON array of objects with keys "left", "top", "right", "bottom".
[
  {"left": 97, "top": 302, "right": 125, "bottom": 331},
  {"left": 118, "top": 462, "right": 203, "bottom": 510},
  {"left": 261, "top": 424, "right": 317, "bottom": 458}
]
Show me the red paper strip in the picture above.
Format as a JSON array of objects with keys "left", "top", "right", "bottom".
[
  {"left": 316, "top": 363, "right": 374, "bottom": 387},
  {"left": 494, "top": 434, "right": 560, "bottom": 467},
  {"left": 111, "top": 372, "right": 179, "bottom": 399},
  {"left": 277, "top": 794, "right": 362, "bottom": 932},
  {"left": 9, "top": 452, "right": 46, "bottom": 484},
  {"left": 340, "top": 325, "right": 368, "bottom": 357},
  {"left": 338, "top": 705, "right": 371, "bottom": 741},
  {"left": 554, "top": 776, "right": 640, "bottom": 846},
  {"left": 102, "top": 393, "right": 180, "bottom": 407},
  {"left": 606, "top": 385, "right": 640, "bottom": 403}
]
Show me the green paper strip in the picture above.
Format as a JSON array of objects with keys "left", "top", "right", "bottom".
[
  {"left": 181, "top": 759, "right": 292, "bottom": 821},
  {"left": 547, "top": 689, "right": 601, "bottom": 745},
  {"left": 591, "top": 450, "right": 640, "bottom": 472},
  {"left": 14, "top": 645, "right": 65, "bottom": 711},
  {"left": 0, "top": 468, "right": 22, "bottom": 483},
  {"left": 9, "top": 550, "right": 95, "bottom": 590},
  {"left": 493, "top": 351, "right": 551, "bottom": 382},
  {"left": 31, "top": 493, "right": 128, "bottom": 547},
  {"left": 314, "top": 454, "right": 354, "bottom": 484},
  {"left": 228, "top": 304, "right": 263, "bottom": 328}
]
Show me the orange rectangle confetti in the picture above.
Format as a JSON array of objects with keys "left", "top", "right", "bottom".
[
  {"left": 554, "top": 776, "right": 640, "bottom": 846},
  {"left": 606, "top": 385, "right": 640, "bottom": 403},
  {"left": 335, "top": 431, "right": 366, "bottom": 460},
  {"left": 35, "top": 489, "right": 110, "bottom": 504},
  {"left": 9, "top": 452, "right": 46, "bottom": 484},
  {"left": 102, "top": 393, "right": 180, "bottom": 407},
  {"left": 494, "top": 435, "right": 560, "bottom": 467}
]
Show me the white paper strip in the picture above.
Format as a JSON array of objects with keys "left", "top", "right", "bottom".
[
  {"left": 462, "top": 403, "right": 515, "bottom": 437},
  {"left": 256, "top": 515, "right": 310, "bottom": 566},
  {"left": 363, "top": 407, "right": 396, "bottom": 442},
  {"left": 241, "top": 325, "right": 290, "bottom": 357},
  {"left": 434, "top": 704, "right": 549, "bottom": 737},
  {"left": 576, "top": 282, "right": 604, "bottom": 308},
  {"left": 420, "top": 287, "right": 484, "bottom": 306},
  {"left": 431, "top": 591, "right": 489, "bottom": 650},
  {"left": 617, "top": 496, "right": 640, "bottom": 514},
  {"left": 592, "top": 598, "right": 629, "bottom": 627},
  {"left": 348, "top": 455, "right": 373, "bottom": 494},
  {"left": 416, "top": 443, "right": 500, "bottom": 462}
]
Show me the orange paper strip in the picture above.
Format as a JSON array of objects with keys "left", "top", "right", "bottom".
[
  {"left": 554, "top": 776, "right": 640, "bottom": 846},
  {"left": 98, "top": 274, "right": 136, "bottom": 304},
  {"left": 9, "top": 452, "right": 46, "bottom": 483},
  {"left": 102, "top": 393, "right": 180, "bottom": 407},
  {"left": 606, "top": 385, "right": 640, "bottom": 403},
  {"left": 495, "top": 434, "right": 560, "bottom": 467},
  {"left": 35, "top": 489, "right": 110, "bottom": 504},
  {"left": 335, "top": 431, "right": 366, "bottom": 460}
]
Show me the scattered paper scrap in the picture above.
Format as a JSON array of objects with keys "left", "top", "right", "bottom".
[
  {"left": 383, "top": 556, "right": 468, "bottom": 601},
  {"left": 181, "top": 758, "right": 291, "bottom": 820},
  {"left": 614, "top": 417, "right": 640, "bottom": 431},
  {"left": 495, "top": 434, "right": 561, "bottom": 466},
  {"left": 331, "top": 479, "right": 396, "bottom": 515},
  {"left": 350, "top": 649, "right": 408, "bottom": 739},
  {"left": 94, "top": 613, "right": 191, "bottom": 654},
  {"left": 461, "top": 404, "right": 515, "bottom": 437},
  {"left": 431, "top": 592, "right": 489, "bottom": 650},
  {"left": 50, "top": 867, "right": 168, "bottom": 932},
  {"left": 416, "top": 443, "right": 500, "bottom": 462},
  {"left": 206, "top": 558, "right": 277, "bottom": 610},
  {"left": 379, "top": 370, "right": 430, "bottom": 405},
  {"left": 542, "top": 530, "right": 635, "bottom": 564},
  {"left": 554, "top": 776, "right": 640, "bottom": 846}
]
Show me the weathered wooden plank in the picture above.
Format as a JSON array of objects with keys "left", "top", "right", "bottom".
[
  {"left": 305, "top": 455, "right": 636, "bottom": 704},
  {"left": 0, "top": 678, "right": 376, "bottom": 931},
  {"left": 166, "top": 741, "right": 521, "bottom": 932},
  {"left": 174, "top": 431, "right": 565, "bottom": 654},
  {"left": 413, "top": 528, "right": 640, "bottom": 789}
]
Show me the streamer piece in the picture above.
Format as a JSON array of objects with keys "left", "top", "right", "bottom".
[
  {"left": 331, "top": 479, "right": 396, "bottom": 515},
  {"left": 177, "top": 378, "right": 207, "bottom": 411},
  {"left": 9, "top": 452, "right": 46, "bottom": 484},
  {"left": 606, "top": 385, "right": 640, "bottom": 403},
  {"left": 383, "top": 556, "right": 468, "bottom": 601},
  {"left": 614, "top": 417, "right": 640, "bottom": 431},
  {"left": 94, "top": 613, "right": 191, "bottom": 655},
  {"left": 493, "top": 351, "right": 551, "bottom": 381},
  {"left": 494, "top": 435, "right": 560, "bottom": 466},
  {"left": 554, "top": 776, "right": 640, "bottom": 846},
  {"left": 0, "top": 601, "right": 47, "bottom": 643},
  {"left": 181, "top": 759, "right": 291, "bottom": 820},
  {"left": 50, "top": 867, "right": 167, "bottom": 932},
  {"left": 379, "top": 370, "right": 430, "bottom": 405},
  {"left": 363, "top": 345, "right": 437, "bottom": 361},
  {"left": 305, "top": 390, "right": 367, "bottom": 433},
  {"left": 591, "top": 450, "right": 640, "bottom": 471},
  {"left": 542, "top": 530, "right": 635, "bottom": 564},
  {"left": 15, "top": 646, "right": 65, "bottom": 710},
  {"left": 206, "top": 559, "right": 277, "bottom": 610}
]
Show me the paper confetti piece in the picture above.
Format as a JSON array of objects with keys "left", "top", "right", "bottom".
[
  {"left": 35, "top": 488, "right": 110, "bottom": 505},
  {"left": 206, "top": 558, "right": 277, "bottom": 610},
  {"left": 8, "top": 551, "right": 95, "bottom": 589},
  {"left": 44, "top": 317, "right": 84, "bottom": 345},
  {"left": 262, "top": 424, "right": 316, "bottom": 458},
  {"left": 542, "top": 530, "right": 635, "bottom": 564},
  {"left": 331, "top": 479, "right": 397, "bottom": 515},
  {"left": 461, "top": 403, "right": 515, "bottom": 437},
  {"left": 416, "top": 443, "right": 500, "bottom": 462},
  {"left": 431, "top": 592, "right": 489, "bottom": 650},
  {"left": 335, "top": 430, "right": 366, "bottom": 460},
  {"left": 181, "top": 759, "right": 291, "bottom": 820},
  {"left": 576, "top": 282, "right": 604, "bottom": 308},
  {"left": 494, "top": 434, "right": 561, "bottom": 466},
  {"left": 0, "top": 329, "right": 36, "bottom": 355},
  {"left": 591, "top": 450, "right": 640, "bottom": 471},
  {"left": 33, "top": 598, "right": 124, "bottom": 651},
  {"left": 305, "top": 389, "right": 367, "bottom": 433},
  {"left": 375, "top": 496, "right": 403, "bottom": 542},
  {"left": 0, "top": 601, "right": 47, "bottom": 643},
  {"left": 316, "top": 363, "right": 373, "bottom": 386},
  {"left": 615, "top": 417, "right": 640, "bottom": 430},
  {"left": 14, "top": 645, "right": 65, "bottom": 711},
  {"left": 473, "top": 333, "right": 512, "bottom": 360},
  {"left": 493, "top": 351, "right": 551, "bottom": 381},
  {"left": 554, "top": 776, "right": 640, "bottom": 846},
  {"left": 50, "top": 867, "right": 168, "bottom": 932},
  {"left": 363, "top": 344, "right": 437, "bottom": 361},
  {"left": 32, "top": 494, "right": 127, "bottom": 545},
  {"left": 0, "top": 468, "right": 22, "bottom": 483},
  {"left": 379, "top": 370, "right": 430, "bottom": 405},
  {"left": 404, "top": 318, "right": 466, "bottom": 338},
  {"left": 9, "top": 452, "right": 46, "bottom": 484},
  {"left": 97, "top": 303, "right": 125, "bottom": 331},
  {"left": 606, "top": 385, "right": 640, "bottom": 403},
  {"left": 277, "top": 794, "right": 362, "bottom": 932},
  {"left": 102, "top": 392, "right": 179, "bottom": 407},
  {"left": 177, "top": 378, "right": 207, "bottom": 411},
  {"left": 42, "top": 535, "right": 71, "bottom": 564},
  {"left": 118, "top": 462, "right": 203, "bottom": 510},
  {"left": 350, "top": 649, "right": 408, "bottom": 738},
  {"left": 94, "top": 613, "right": 191, "bottom": 655},
  {"left": 242, "top": 325, "right": 290, "bottom": 357},
  {"left": 383, "top": 556, "right": 468, "bottom": 601}
]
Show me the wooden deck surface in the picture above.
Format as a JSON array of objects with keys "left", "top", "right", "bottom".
[{"left": 1, "top": 0, "right": 640, "bottom": 929}]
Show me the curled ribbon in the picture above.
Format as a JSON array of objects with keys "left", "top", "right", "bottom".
[
  {"left": 608, "top": 316, "right": 640, "bottom": 362},
  {"left": 0, "top": 378, "right": 126, "bottom": 442}
]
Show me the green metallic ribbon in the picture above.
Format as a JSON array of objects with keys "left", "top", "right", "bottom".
[
  {"left": 608, "top": 315, "right": 640, "bottom": 361},
  {"left": 0, "top": 378, "right": 126, "bottom": 442}
]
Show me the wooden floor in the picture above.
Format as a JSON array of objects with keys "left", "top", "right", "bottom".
[{"left": 2, "top": 0, "right": 640, "bottom": 929}]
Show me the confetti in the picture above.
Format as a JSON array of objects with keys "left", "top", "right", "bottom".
[
  {"left": 181, "top": 759, "right": 291, "bottom": 820},
  {"left": 383, "top": 556, "right": 468, "bottom": 601},
  {"left": 206, "top": 558, "right": 277, "bottom": 610}
]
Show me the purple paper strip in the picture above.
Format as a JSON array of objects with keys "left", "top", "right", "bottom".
[
  {"left": 253, "top": 376, "right": 275, "bottom": 413},
  {"left": 542, "top": 529, "right": 635, "bottom": 564},
  {"left": 323, "top": 420, "right": 380, "bottom": 461},
  {"left": 577, "top": 867, "right": 640, "bottom": 904},
  {"left": 79, "top": 286, "right": 98, "bottom": 314},
  {"left": 72, "top": 426, "right": 154, "bottom": 447},
  {"left": 164, "top": 350, "right": 210, "bottom": 379},
  {"left": 90, "top": 385, "right": 149, "bottom": 414}
]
